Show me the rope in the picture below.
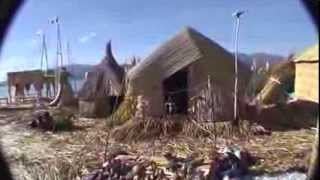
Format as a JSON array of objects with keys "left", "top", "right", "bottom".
[{"left": 269, "top": 76, "right": 281, "bottom": 84}]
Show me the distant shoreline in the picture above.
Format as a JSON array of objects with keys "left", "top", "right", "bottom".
[
  {"left": 0, "top": 81, "right": 7, "bottom": 86},
  {"left": 0, "top": 79, "right": 84, "bottom": 98}
]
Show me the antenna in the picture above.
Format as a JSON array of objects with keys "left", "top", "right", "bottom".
[
  {"left": 50, "top": 16, "right": 64, "bottom": 67},
  {"left": 67, "top": 41, "right": 77, "bottom": 92},
  {"left": 67, "top": 41, "right": 71, "bottom": 68},
  {"left": 50, "top": 16, "right": 64, "bottom": 94},
  {"left": 232, "top": 10, "right": 247, "bottom": 126},
  {"left": 37, "top": 30, "right": 49, "bottom": 75},
  {"left": 42, "top": 33, "right": 49, "bottom": 75},
  {"left": 36, "top": 30, "right": 43, "bottom": 70}
]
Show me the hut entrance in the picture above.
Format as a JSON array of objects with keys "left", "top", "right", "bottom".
[
  {"left": 163, "top": 70, "right": 188, "bottom": 114},
  {"left": 109, "top": 95, "right": 123, "bottom": 113}
]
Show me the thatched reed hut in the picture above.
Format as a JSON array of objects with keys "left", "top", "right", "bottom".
[
  {"left": 256, "top": 44, "right": 319, "bottom": 105},
  {"left": 126, "top": 27, "right": 250, "bottom": 120},
  {"left": 294, "top": 44, "right": 318, "bottom": 103},
  {"left": 7, "top": 70, "right": 55, "bottom": 103},
  {"left": 246, "top": 44, "right": 318, "bottom": 130},
  {"left": 78, "top": 41, "right": 124, "bottom": 118}
]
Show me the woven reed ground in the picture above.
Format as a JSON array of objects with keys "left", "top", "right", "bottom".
[
  {"left": 0, "top": 107, "right": 315, "bottom": 179},
  {"left": 30, "top": 117, "right": 318, "bottom": 175}
]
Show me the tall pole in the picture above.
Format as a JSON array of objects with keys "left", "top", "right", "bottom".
[
  {"left": 56, "top": 20, "right": 63, "bottom": 67},
  {"left": 43, "top": 33, "right": 49, "bottom": 75},
  {"left": 234, "top": 17, "right": 240, "bottom": 122},
  {"left": 232, "top": 10, "right": 246, "bottom": 125},
  {"left": 66, "top": 41, "right": 70, "bottom": 70},
  {"left": 38, "top": 33, "right": 44, "bottom": 72},
  {"left": 50, "top": 16, "right": 63, "bottom": 95},
  {"left": 67, "top": 41, "right": 77, "bottom": 92},
  {"left": 39, "top": 33, "right": 49, "bottom": 75}
]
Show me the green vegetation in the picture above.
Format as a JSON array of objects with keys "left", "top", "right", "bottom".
[
  {"left": 53, "top": 117, "right": 74, "bottom": 131},
  {"left": 105, "top": 96, "right": 137, "bottom": 128},
  {"left": 51, "top": 108, "right": 75, "bottom": 132}
]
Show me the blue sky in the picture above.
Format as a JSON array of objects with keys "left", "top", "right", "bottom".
[{"left": 0, "top": 0, "right": 318, "bottom": 80}]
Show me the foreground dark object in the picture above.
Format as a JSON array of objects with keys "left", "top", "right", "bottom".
[
  {"left": 0, "top": 148, "right": 13, "bottom": 180},
  {"left": 306, "top": 122, "right": 319, "bottom": 180},
  {"left": 83, "top": 147, "right": 255, "bottom": 180},
  {"left": 29, "top": 111, "right": 54, "bottom": 131},
  {"left": 0, "top": 1, "right": 24, "bottom": 179}
]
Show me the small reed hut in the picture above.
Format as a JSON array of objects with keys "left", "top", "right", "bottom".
[
  {"left": 247, "top": 44, "right": 318, "bottom": 130},
  {"left": 7, "top": 70, "right": 55, "bottom": 103},
  {"left": 126, "top": 27, "right": 250, "bottom": 120},
  {"left": 78, "top": 41, "right": 124, "bottom": 118},
  {"left": 294, "top": 44, "right": 319, "bottom": 103}
]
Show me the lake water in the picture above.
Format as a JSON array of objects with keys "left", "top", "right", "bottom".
[
  {"left": 0, "top": 79, "right": 84, "bottom": 98},
  {"left": 0, "top": 85, "right": 7, "bottom": 98}
]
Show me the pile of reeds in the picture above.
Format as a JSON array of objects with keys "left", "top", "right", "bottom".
[
  {"left": 111, "top": 116, "right": 251, "bottom": 142},
  {"left": 182, "top": 120, "right": 230, "bottom": 138},
  {"left": 106, "top": 95, "right": 137, "bottom": 128},
  {"left": 256, "top": 60, "right": 295, "bottom": 105},
  {"left": 111, "top": 116, "right": 184, "bottom": 142},
  {"left": 182, "top": 119, "right": 253, "bottom": 140}
]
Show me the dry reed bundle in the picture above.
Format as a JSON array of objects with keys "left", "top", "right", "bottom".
[
  {"left": 111, "top": 116, "right": 183, "bottom": 142},
  {"left": 106, "top": 95, "right": 137, "bottom": 128},
  {"left": 181, "top": 121, "right": 212, "bottom": 138},
  {"left": 111, "top": 115, "right": 248, "bottom": 142},
  {"left": 180, "top": 120, "right": 250, "bottom": 139},
  {"left": 256, "top": 60, "right": 295, "bottom": 104}
]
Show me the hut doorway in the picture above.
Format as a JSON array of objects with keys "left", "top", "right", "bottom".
[
  {"left": 109, "top": 95, "right": 123, "bottom": 113},
  {"left": 163, "top": 69, "right": 188, "bottom": 114}
]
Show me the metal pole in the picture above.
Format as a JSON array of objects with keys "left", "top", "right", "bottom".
[
  {"left": 57, "top": 22, "right": 63, "bottom": 67},
  {"left": 39, "top": 34, "right": 44, "bottom": 71},
  {"left": 43, "top": 34, "right": 49, "bottom": 75},
  {"left": 234, "top": 17, "right": 240, "bottom": 122},
  {"left": 66, "top": 41, "right": 70, "bottom": 70},
  {"left": 54, "top": 18, "right": 60, "bottom": 93},
  {"left": 67, "top": 42, "right": 77, "bottom": 92},
  {"left": 232, "top": 10, "right": 246, "bottom": 124},
  {"left": 52, "top": 16, "right": 64, "bottom": 95},
  {"left": 43, "top": 33, "right": 50, "bottom": 97}
]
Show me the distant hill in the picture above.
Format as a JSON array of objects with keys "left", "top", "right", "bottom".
[
  {"left": 0, "top": 54, "right": 284, "bottom": 83},
  {"left": 239, "top": 53, "right": 285, "bottom": 70},
  {"left": 64, "top": 54, "right": 285, "bottom": 80},
  {"left": 65, "top": 63, "right": 133, "bottom": 79},
  {"left": 65, "top": 54, "right": 284, "bottom": 79},
  {"left": 64, "top": 64, "right": 93, "bottom": 80},
  {"left": 0, "top": 65, "right": 93, "bottom": 83}
]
